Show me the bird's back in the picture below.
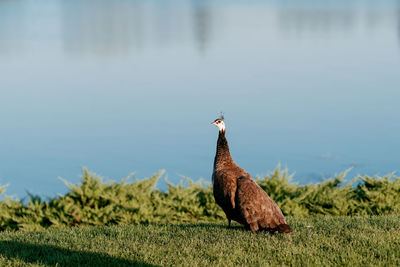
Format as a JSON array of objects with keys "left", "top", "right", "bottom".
[{"left": 235, "top": 176, "right": 293, "bottom": 233}]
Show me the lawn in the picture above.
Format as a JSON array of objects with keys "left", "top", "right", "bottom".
[{"left": 0, "top": 216, "right": 399, "bottom": 266}]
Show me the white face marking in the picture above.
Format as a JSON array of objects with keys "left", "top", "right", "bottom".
[{"left": 212, "top": 120, "right": 225, "bottom": 132}]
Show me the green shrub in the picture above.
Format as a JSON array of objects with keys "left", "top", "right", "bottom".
[{"left": 0, "top": 166, "right": 399, "bottom": 231}]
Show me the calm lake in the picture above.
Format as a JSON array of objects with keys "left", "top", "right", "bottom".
[{"left": 1, "top": 0, "right": 399, "bottom": 198}]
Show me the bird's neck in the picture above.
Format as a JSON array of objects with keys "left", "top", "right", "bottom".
[{"left": 214, "top": 130, "right": 233, "bottom": 169}]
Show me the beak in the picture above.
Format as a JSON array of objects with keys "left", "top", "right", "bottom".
[{"left": 211, "top": 121, "right": 216, "bottom": 125}]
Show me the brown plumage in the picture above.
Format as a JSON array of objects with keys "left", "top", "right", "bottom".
[{"left": 211, "top": 117, "right": 293, "bottom": 233}]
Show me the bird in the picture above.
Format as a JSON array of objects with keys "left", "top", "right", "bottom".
[{"left": 211, "top": 115, "right": 293, "bottom": 233}]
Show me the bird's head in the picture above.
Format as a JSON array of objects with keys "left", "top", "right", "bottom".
[{"left": 211, "top": 115, "right": 225, "bottom": 133}]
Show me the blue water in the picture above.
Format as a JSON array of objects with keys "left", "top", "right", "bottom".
[{"left": 1, "top": 0, "right": 399, "bottom": 198}]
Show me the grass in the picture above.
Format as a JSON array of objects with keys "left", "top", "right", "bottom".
[{"left": 0, "top": 216, "right": 399, "bottom": 266}]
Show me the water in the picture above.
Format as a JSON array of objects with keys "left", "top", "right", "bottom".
[{"left": 1, "top": 0, "right": 399, "bottom": 198}]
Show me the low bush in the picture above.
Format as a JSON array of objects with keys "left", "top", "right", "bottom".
[{"left": 0, "top": 166, "right": 399, "bottom": 231}]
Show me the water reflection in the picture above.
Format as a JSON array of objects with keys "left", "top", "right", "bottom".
[
  {"left": 59, "top": 0, "right": 400, "bottom": 57},
  {"left": 61, "top": 0, "right": 214, "bottom": 56},
  {"left": 0, "top": 0, "right": 25, "bottom": 55},
  {"left": 277, "top": 7, "right": 356, "bottom": 37},
  {"left": 398, "top": 3, "right": 400, "bottom": 45},
  {"left": 61, "top": 0, "right": 143, "bottom": 56},
  {"left": 276, "top": 1, "right": 400, "bottom": 48},
  {"left": 191, "top": 1, "right": 213, "bottom": 53},
  {"left": 1, "top": 1, "right": 397, "bottom": 57}
]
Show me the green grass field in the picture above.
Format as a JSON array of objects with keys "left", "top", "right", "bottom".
[{"left": 0, "top": 216, "right": 399, "bottom": 266}]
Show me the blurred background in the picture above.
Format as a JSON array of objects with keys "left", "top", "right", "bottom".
[{"left": 0, "top": 0, "right": 399, "bottom": 198}]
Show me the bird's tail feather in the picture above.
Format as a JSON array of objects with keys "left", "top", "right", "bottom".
[{"left": 277, "top": 224, "right": 293, "bottom": 233}]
